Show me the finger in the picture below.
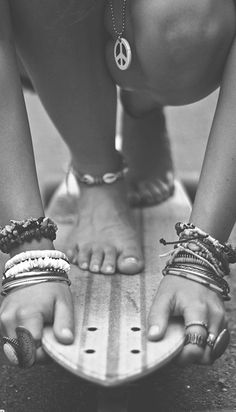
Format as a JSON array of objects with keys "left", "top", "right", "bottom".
[
  {"left": 89, "top": 247, "right": 104, "bottom": 273},
  {"left": 35, "top": 346, "right": 52, "bottom": 364},
  {"left": 201, "top": 302, "right": 227, "bottom": 365},
  {"left": 0, "top": 309, "right": 17, "bottom": 338},
  {"left": 177, "top": 304, "right": 209, "bottom": 366},
  {"left": 101, "top": 246, "right": 116, "bottom": 274},
  {"left": 148, "top": 292, "right": 174, "bottom": 341},
  {"left": 53, "top": 294, "right": 74, "bottom": 345},
  {"left": 16, "top": 310, "right": 45, "bottom": 364}
]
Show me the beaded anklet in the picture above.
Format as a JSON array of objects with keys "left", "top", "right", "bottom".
[{"left": 69, "top": 151, "right": 128, "bottom": 186}]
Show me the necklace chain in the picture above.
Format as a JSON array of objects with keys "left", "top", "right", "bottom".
[{"left": 108, "top": 0, "right": 127, "bottom": 39}]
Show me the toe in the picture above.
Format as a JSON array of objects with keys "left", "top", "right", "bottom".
[
  {"left": 101, "top": 246, "right": 116, "bottom": 275},
  {"left": 118, "top": 246, "right": 144, "bottom": 275},
  {"left": 146, "top": 181, "right": 163, "bottom": 203},
  {"left": 66, "top": 244, "right": 79, "bottom": 265},
  {"left": 89, "top": 247, "right": 104, "bottom": 273},
  {"left": 136, "top": 182, "right": 155, "bottom": 206},
  {"left": 78, "top": 244, "right": 91, "bottom": 271},
  {"left": 127, "top": 189, "right": 142, "bottom": 207}
]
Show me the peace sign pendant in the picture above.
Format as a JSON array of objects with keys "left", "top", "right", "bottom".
[{"left": 114, "top": 37, "right": 132, "bottom": 71}]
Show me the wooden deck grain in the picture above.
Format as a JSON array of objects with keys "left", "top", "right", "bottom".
[{"left": 42, "top": 180, "right": 191, "bottom": 386}]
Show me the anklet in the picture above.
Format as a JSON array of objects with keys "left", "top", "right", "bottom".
[{"left": 70, "top": 164, "right": 128, "bottom": 186}]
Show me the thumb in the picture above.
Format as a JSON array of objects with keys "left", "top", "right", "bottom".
[
  {"left": 53, "top": 294, "right": 74, "bottom": 345},
  {"left": 148, "top": 293, "right": 174, "bottom": 341}
]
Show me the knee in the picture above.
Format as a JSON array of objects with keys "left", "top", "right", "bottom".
[{"left": 131, "top": 0, "right": 234, "bottom": 69}]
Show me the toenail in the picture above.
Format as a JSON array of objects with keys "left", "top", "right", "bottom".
[
  {"left": 81, "top": 262, "right": 88, "bottom": 269},
  {"left": 105, "top": 265, "right": 114, "bottom": 274},
  {"left": 124, "top": 257, "right": 139, "bottom": 264},
  {"left": 91, "top": 265, "right": 99, "bottom": 272}
]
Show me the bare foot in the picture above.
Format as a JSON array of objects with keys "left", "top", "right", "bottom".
[
  {"left": 65, "top": 178, "right": 144, "bottom": 275},
  {"left": 121, "top": 105, "right": 174, "bottom": 207}
]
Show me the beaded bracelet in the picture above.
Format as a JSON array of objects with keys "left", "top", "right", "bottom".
[
  {"left": 4, "top": 258, "right": 70, "bottom": 279},
  {"left": 5, "top": 250, "right": 68, "bottom": 271},
  {"left": 0, "top": 217, "right": 57, "bottom": 254},
  {"left": 160, "top": 222, "right": 234, "bottom": 300},
  {"left": 175, "top": 222, "right": 236, "bottom": 264},
  {"left": 2, "top": 249, "right": 71, "bottom": 297}
]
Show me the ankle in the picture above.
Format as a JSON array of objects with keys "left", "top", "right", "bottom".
[
  {"left": 120, "top": 90, "right": 163, "bottom": 118},
  {"left": 70, "top": 152, "right": 128, "bottom": 187},
  {"left": 71, "top": 149, "right": 123, "bottom": 176}
]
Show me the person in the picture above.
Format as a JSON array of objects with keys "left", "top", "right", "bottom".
[{"left": 0, "top": 0, "right": 236, "bottom": 366}]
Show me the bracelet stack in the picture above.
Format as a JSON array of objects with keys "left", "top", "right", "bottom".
[
  {"left": 160, "top": 222, "right": 236, "bottom": 301},
  {"left": 0, "top": 217, "right": 71, "bottom": 296},
  {"left": 0, "top": 217, "right": 57, "bottom": 254},
  {"left": 2, "top": 250, "right": 71, "bottom": 296}
]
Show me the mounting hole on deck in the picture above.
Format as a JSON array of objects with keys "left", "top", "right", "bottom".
[
  {"left": 85, "top": 349, "right": 96, "bottom": 354},
  {"left": 87, "top": 327, "right": 98, "bottom": 331},
  {"left": 131, "top": 349, "right": 140, "bottom": 354},
  {"left": 131, "top": 327, "right": 141, "bottom": 332}
]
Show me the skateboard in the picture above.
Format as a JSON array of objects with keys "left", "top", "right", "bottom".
[{"left": 42, "top": 176, "right": 191, "bottom": 388}]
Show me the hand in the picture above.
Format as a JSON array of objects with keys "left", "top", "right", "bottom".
[
  {"left": 148, "top": 276, "right": 227, "bottom": 365},
  {"left": 0, "top": 282, "right": 74, "bottom": 364}
]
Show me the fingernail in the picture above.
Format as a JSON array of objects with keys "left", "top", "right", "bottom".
[
  {"left": 105, "top": 265, "right": 114, "bottom": 274},
  {"left": 81, "top": 262, "right": 88, "bottom": 270},
  {"left": 61, "top": 328, "right": 74, "bottom": 340},
  {"left": 91, "top": 265, "right": 99, "bottom": 273},
  {"left": 124, "top": 257, "right": 139, "bottom": 264},
  {"left": 148, "top": 325, "right": 160, "bottom": 339}
]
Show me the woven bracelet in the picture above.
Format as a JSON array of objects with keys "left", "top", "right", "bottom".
[{"left": 0, "top": 217, "right": 58, "bottom": 254}]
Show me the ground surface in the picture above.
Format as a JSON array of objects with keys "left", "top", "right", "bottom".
[{"left": 1, "top": 91, "right": 236, "bottom": 412}]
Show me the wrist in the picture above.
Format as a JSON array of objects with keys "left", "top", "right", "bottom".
[{"left": 10, "top": 238, "right": 55, "bottom": 258}]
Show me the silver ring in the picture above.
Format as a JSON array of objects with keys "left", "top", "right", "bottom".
[
  {"left": 211, "top": 329, "right": 230, "bottom": 361},
  {"left": 16, "top": 326, "right": 40, "bottom": 368},
  {"left": 206, "top": 332, "right": 216, "bottom": 348},
  {"left": 2, "top": 337, "right": 20, "bottom": 365},
  {"left": 184, "top": 332, "right": 206, "bottom": 348},
  {"left": 185, "top": 321, "right": 208, "bottom": 332}
]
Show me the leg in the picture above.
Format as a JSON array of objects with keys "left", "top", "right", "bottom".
[
  {"left": 105, "top": 0, "right": 236, "bottom": 207},
  {"left": 120, "top": 90, "right": 174, "bottom": 207},
  {"left": 10, "top": 0, "right": 144, "bottom": 275}
]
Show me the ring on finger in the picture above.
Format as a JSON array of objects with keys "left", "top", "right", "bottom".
[
  {"left": 211, "top": 329, "right": 230, "bottom": 361},
  {"left": 2, "top": 336, "right": 21, "bottom": 366},
  {"left": 16, "top": 326, "right": 41, "bottom": 368},
  {"left": 206, "top": 332, "right": 216, "bottom": 348},
  {"left": 185, "top": 321, "right": 208, "bottom": 332},
  {"left": 185, "top": 332, "right": 206, "bottom": 349}
]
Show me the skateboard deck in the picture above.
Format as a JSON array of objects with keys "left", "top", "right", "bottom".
[{"left": 42, "top": 179, "right": 191, "bottom": 387}]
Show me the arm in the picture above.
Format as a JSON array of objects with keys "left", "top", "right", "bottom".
[
  {"left": 0, "top": 0, "right": 74, "bottom": 364},
  {"left": 148, "top": 34, "right": 236, "bottom": 365},
  {"left": 191, "top": 36, "right": 236, "bottom": 241}
]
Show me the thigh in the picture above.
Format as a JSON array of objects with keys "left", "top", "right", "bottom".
[
  {"left": 9, "top": 0, "right": 105, "bottom": 74},
  {"left": 105, "top": 0, "right": 236, "bottom": 105}
]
